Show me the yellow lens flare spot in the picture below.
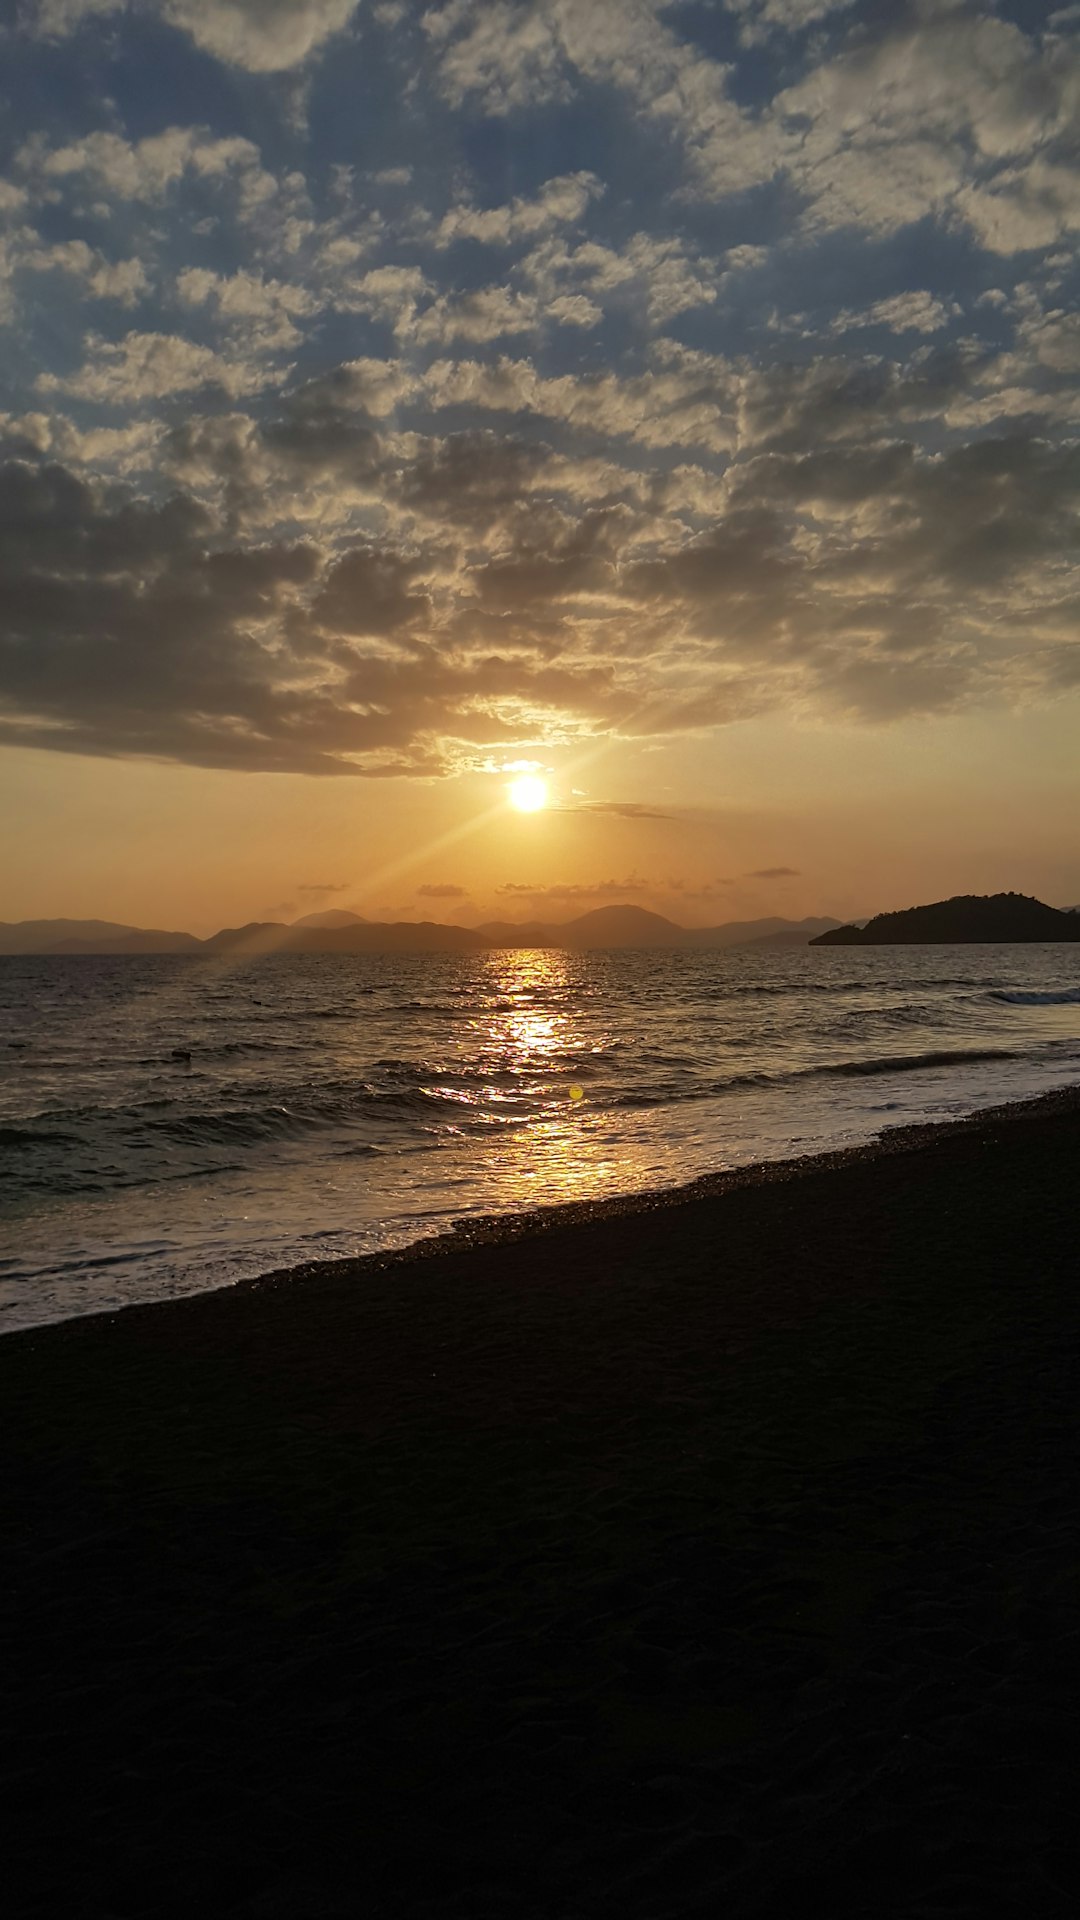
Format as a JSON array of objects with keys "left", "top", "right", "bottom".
[
  {"left": 508, "top": 774, "right": 549, "bottom": 812},
  {"left": 569, "top": 1084, "right": 584, "bottom": 1103}
]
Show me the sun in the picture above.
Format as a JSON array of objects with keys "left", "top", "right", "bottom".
[{"left": 508, "top": 774, "right": 549, "bottom": 813}]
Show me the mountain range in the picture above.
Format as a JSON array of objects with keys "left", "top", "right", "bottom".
[
  {"left": 0, "top": 907, "right": 843, "bottom": 956},
  {"left": 6, "top": 893, "right": 1077, "bottom": 956}
]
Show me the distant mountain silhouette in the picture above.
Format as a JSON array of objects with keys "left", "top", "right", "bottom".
[
  {"left": 475, "top": 905, "right": 689, "bottom": 948},
  {"left": 736, "top": 928, "right": 842, "bottom": 950},
  {"left": 473, "top": 910, "right": 842, "bottom": 950},
  {"left": 290, "top": 910, "right": 368, "bottom": 930},
  {"left": 811, "top": 893, "right": 1080, "bottom": 945},
  {"left": 0, "top": 907, "right": 842, "bottom": 956},
  {"left": 207, "top": 920, "right": 484, "bottom": 955},
  {"left": 0, "top": 919, "right": 200, "bottom": 955}
]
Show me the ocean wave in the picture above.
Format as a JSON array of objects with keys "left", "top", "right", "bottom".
[
  {"left": 827, "top": 1046, "right": 1018, "bottom": 1077},
  {"left": 8, "top": 1042, "right": 1040, "bottom": 1149},
  {"left": 700, "top": 975, "right": 989, "bottom": 999},
  {"left": 0, "top": 1124, "right": 81, "bottom": 1148},
  {"left": 611, "top": 1045, "right": 1024, "bottom": 1109},
  {"left": 144, "top": 1105, "right": 320, "bottom": 1145},
  {"left": 990, "top": 987, "right": 1080, "bottom": 1006}
]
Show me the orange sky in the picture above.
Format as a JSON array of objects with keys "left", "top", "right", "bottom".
[{"left": 4, "top": 698, "right": 1078, "bottom": 933}]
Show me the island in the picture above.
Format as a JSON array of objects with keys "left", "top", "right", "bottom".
[{"left": 811, "top": 891, "right": 1080, "bottom": 945}]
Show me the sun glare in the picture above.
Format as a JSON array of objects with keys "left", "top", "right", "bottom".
[{"left": 508, "top": 774, "right": 549, "bottom": 813}]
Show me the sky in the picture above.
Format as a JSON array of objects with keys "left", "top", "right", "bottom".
[{"left": 1, "top": 0, "right": 1079, "bottom": 934}]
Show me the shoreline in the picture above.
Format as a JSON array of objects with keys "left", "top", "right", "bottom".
[
  {"left": 7, "top": 1077, "right": 1080, "bottom": 1345},
  {"left": 4, "top": 1079, "right": 1080, "bottom": 1914}
]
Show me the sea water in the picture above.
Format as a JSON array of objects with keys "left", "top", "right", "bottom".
[{"left": 1, "top": 943, "right": 1078, "bottom": 1330}]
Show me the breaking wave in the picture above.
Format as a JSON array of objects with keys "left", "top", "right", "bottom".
[{"left": 990, "top": 987, "right": 1080, "bottom": 1006}]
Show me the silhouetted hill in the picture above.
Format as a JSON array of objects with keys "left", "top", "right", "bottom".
[
  {"left": 204, "top": 923, "right": 289, "bottom": 952},
  {"left": 473, "top": 911, "right": 843, "bottom": 950},
  {"left": 561, "top": 906, "right": 690, "bottom": 947},
  {"left": 0, "top": 919, "right": 200, "bottom": 955},
  {"left": 290, "top": 910, "right": 367, "bottom": 930},
  {"left": 289, "top": 921, "right": 485, "bottom": 953},
  {"left": 812, "top": 893, "right": 1080, "bottom": 945},
  {"left": 472, "top": 920, "right": 555, "bottom": 947},
  {"left": 702, "top": 917, "right": 843, "bottom": 949},
  {"left": 203, "top": 920, "right": 484, "bottom": 955},
  {"left": 735, "top": 925, "right": 843, "bottom": 950}
]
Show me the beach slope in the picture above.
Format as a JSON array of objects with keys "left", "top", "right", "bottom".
[{"left": 3, "top": 1092, "right": 1080, "bottom": 1917}]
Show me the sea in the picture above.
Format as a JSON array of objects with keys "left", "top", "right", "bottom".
[{"left": 2, "top": 943, "right": 1079, "bottom": 1332}]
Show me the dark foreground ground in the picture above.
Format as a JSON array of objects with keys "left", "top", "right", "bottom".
[{"left": 3, "top": 1091, "right": 1080, "bottom": 1918}]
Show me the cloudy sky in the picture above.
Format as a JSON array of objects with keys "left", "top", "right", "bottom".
[{"left": 1, "top": 0, "right": 1078, "bottom": 931}]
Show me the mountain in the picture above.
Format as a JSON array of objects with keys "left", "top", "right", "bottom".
[
  {"left": 288, "top": 920, "right": 485, "bottom": 953},
  {"left": 734, "top": 925, "right": 844, "bottom": 950},
  {"left": 0, "top": 919, "right": 200, "bottom": 955},
  {"left": 474, "top": 905, "right": 690, "bottom": 948},
  {"left": 471, "top": 910, "right": 843, "bottom": 950},
  {"left": 552, "top": 905, "right": 690, "bottom": 947},
  {"left": 290, "top": 910, "right": 367, "bottom": 930},
  {"left": 697, "top": 916, "right": 842, "bottom": 949},
  {"left": 0, "top": 907, "right": 851, "bottom": 957},
  {"left": 811, "top": 893, "right": 1080, "bottom": 945},
  {"left": 204, "top": 922, "right": 289, "bottom": 951}
]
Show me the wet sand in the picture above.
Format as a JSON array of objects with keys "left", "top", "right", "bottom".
[{"left": 3, "top": 1089, "right": 1080, "bottom": 1917}]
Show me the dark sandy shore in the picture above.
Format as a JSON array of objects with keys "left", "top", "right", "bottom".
[{"left": 3, "top": 1090, "right": 1080, "bottom": 1918}]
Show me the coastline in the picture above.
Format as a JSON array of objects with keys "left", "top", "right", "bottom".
[
  {"left": 7, "top": 1078, "right": 1080, "bottom": 1342},
  {"left": 243, "top": 1077, "right": 1080, "bottom": 1295},
  {"left": 4, "top": 1081, "right": 1080, "bottom": 1915}
]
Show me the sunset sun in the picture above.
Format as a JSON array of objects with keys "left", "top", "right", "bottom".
[{"left": 508, "top": 774, "right": 549, "bottom": 813}]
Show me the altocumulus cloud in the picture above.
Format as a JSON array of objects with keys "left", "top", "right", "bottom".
[{"left": 0, "top": 0, "right": 1077, "bottom": 776}]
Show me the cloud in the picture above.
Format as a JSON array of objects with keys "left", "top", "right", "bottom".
[
  {"left": 20, "top": 240, "right": 150, "bottom": 307},
  {"left": 162, "top": 0, "right": 361, "bottom": 70},
  {"left": 435, "top": 171, "right": 603, "bottom": 248},
  {"left": 417, "top": 882, "right": 468, "bottom": 898},
  {"left": 37, "top": 331, "right": 283, "bottom": 403},
  {"left": 3, "top": 403, "right": 1080, "bottom": 777},
  {"left": 338, "top": 265, "right": 430, "bottom": 329},
  {"left": 423, "top": 0, "right": 569, "bottom": 115},
  {"left": 745, "top": 866, "right": 799, "bottom": 879},
  {"left": 771, "top": 12, "right": 1080, "bottom": 242},
  {"left": 494, "top": 877, "right": 650, "bottom": 902},
  {"left": 728, "top": 0, "right": 856, "bottom": 42},
  {"left": 422, "top": 351, "right": 737, "bottom": 453},
  {"left": 312, "top": 545, "right": 430, "bottom": 637},
  {"left": 411, "top": 286, "right": 547, "bottom": 345},
  {"left": 30, "top": 0, "right": 363, "bottom": 71},
  {"left": 424, "top": 1, "right": 1080, "bottom": 255},
  {"left": 831, "top": 291, "right": 960, "bottom": 337},
  {"left": 7, "top": 3, "right": 1080, "bottom": 784},
  {"left": 177, "top": 268, "right": 321, "bottom": 351},
  {"left": 297, "top": 881, "right": 348, "bottom": 893},
  {"left": 570, "top": 801, "right": 672, "bottom": 819},
  {"left": 521, "top": 231, "right": 717, "bottom": 328},
  {"left": 17, "top": 126, "right": 277, "bottom": 210},
  {"left": 29, "top": 0, "right": 121, "bottom": 30}
]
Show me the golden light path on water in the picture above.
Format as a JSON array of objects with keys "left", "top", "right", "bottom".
[{"left": 417, "top": 947, "right": 628, "bottom": 1209}]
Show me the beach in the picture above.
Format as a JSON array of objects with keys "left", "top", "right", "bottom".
[{"left": 3, "top": 1088, "right": 1080, "bottom": 1917}]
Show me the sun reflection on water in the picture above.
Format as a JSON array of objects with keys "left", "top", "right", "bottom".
[{"left": 423, "top": 947, "right": 628, "bottom": 1208}]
